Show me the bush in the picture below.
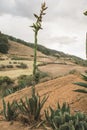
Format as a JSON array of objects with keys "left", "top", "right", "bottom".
[
  {"left": 0, "top": 76, "right": 13, "bottom": 85},
  {"left": 6, "top": 65, "right": 13, "bottom": 68},
  {"left": 20, "top": 63, "right": 28, "bottom": 69},
  {"left": 69, "top": 69, "right": 78, "bottom": 74},
  {"left": 0, "top": 34, "right": 9, "bottom": 54},
  {"left": 16, "top": 63, "right": 28, "bottom": 69},
  {"left": 0, "top": 64, "right": 5, "bottom": 70},
  {"left": 11, "top": 56, "right": 29, "bottom": 60},
  {"left": 0, "top": 76, "right": 13, "bottom": 97},
  {"left": 18, "top": 75, "right": 33, "bottom": 88}
]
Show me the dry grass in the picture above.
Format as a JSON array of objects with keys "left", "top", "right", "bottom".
[
  {"left": 0, "top": 60, "right": 34, "bottom": 78},
  {"left": 8, "top": 40, "right": 45, "bottom": 58}
]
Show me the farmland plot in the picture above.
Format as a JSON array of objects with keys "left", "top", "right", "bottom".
[{"left": 0, "top": 60, "right": 34, "bottom": 78}]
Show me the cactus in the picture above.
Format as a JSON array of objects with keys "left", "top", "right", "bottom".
[
  {"left": 59, "top": 121, "right": 75, "bottom": 130},
  {"left": 64, "top": 112, "right": 72, "bottom": 122},
  {"left": 45, "top": 102, "right": 87, "bottom": 130}
]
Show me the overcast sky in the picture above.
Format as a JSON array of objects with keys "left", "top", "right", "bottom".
[{"left": 0, "top": 0, "right": 87, "bottom": 59}]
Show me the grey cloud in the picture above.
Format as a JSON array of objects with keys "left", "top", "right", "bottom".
[
  {"left": 0, "top": 0, "right": 47, "bottom": 20},
  {"left": 0, "top": 0, "right": 87, "bottom": 22},
  {"left": 0, "top": 0, "right": 42, "bottom": 18},
  {"left": 0, "top": 0, "right": 15, "bottom": 15}
]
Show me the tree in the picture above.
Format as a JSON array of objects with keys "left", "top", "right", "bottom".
[{"left": 0, "top": 33, "right": 9, "bottom": 54}]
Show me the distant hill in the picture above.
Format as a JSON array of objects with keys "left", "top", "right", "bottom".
[{"left": 1, "top": 33, "right": 87, "bottom": 66}]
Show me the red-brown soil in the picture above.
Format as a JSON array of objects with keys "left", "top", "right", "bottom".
[{"left": 39, "top": 63, "right": 87, "bottom": 78}]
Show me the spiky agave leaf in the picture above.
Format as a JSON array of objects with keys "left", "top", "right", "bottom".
[
  {"left": 34, "top": 94, "right": 48, "bottom": 120},
  {"left": 81, "top": 74, "right": 87, "bottom": 81},
  {"left": 2, "top": 99, "right": 7, "bottom": 119}
]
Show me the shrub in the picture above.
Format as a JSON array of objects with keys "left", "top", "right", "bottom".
[
  {"left": 18, "top": 75, "right": 33, "bottom": 88},
  {"left": 11, "top": 56, "right": 29, "bottom": 60},
  {"left": 39, "top": 71, "right": 49, "bottom": 79},
  {"left": 13, "top": 61, "right": 17, "bottom": 64},
  {"left": 0, "top": 76, "right": 13, "bottom": 97},
  {"left": 34, "top": 71, "right": 49, "bottom": 84},
  {"left": 0, "top": 76, "right": 13, "bottom": 85},
  {"left": 6, "top": 65, "right": 13, "bottom": 68},
  {"left": 2, "top": 87, "right": 19, "bottom": 97},
  {"left": 16, "top": 63, "right": 28, "bottom": 69},
  {"left": 69, "top": 69, "right": 79, "bottom": 74},
  {"left": 20, "top": 63, "right": 28, "bottom": 69},
  {"left": 2, "top": 99, "right": 18, "bottom": 121},
  {"left": 0, "top": 64, "right": 5, "bottom": 70}
]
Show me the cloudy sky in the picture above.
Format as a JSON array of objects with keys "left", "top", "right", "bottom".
[{"left": 0, "top": 0, "right": 87, "bottom": 59}]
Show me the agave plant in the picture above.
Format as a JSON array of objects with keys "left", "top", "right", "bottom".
[
  {"left": 74, "top": 73, "right": 87, "bottom": 94},
  {"left": 2, "top": 99, "right": 18, "bottom": 121},
  {"left": 16, "top": 94, "right": 48, "bottom": 123}
]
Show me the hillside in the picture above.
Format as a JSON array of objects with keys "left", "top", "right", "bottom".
[
  {"left": 2, "top": 33, "right": 87, "bottom": 66},
  {"left": 0, "top": 33, "right": 87, "bottom": 130},
  {"left": 0, "top": 74, "right": 86, "bottom": 113},
  {"left": 8, "top": 40, "right": 45, "bottom": 58}
]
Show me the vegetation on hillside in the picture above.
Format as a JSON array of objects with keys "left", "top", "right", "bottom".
[
  {"left": 2, "top": 33, "right": 87, "bottom": 66},
  {"left": 0, "top": 32, "right": 9, "bottom": 54}
]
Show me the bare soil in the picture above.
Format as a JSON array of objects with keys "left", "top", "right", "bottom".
[{"left": 39, "top": 63, "right": 87, "bottom": 78}]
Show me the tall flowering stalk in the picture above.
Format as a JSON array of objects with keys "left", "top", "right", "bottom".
[{"left": 30, "top": 2, "right": 47, "bottom": 94}]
